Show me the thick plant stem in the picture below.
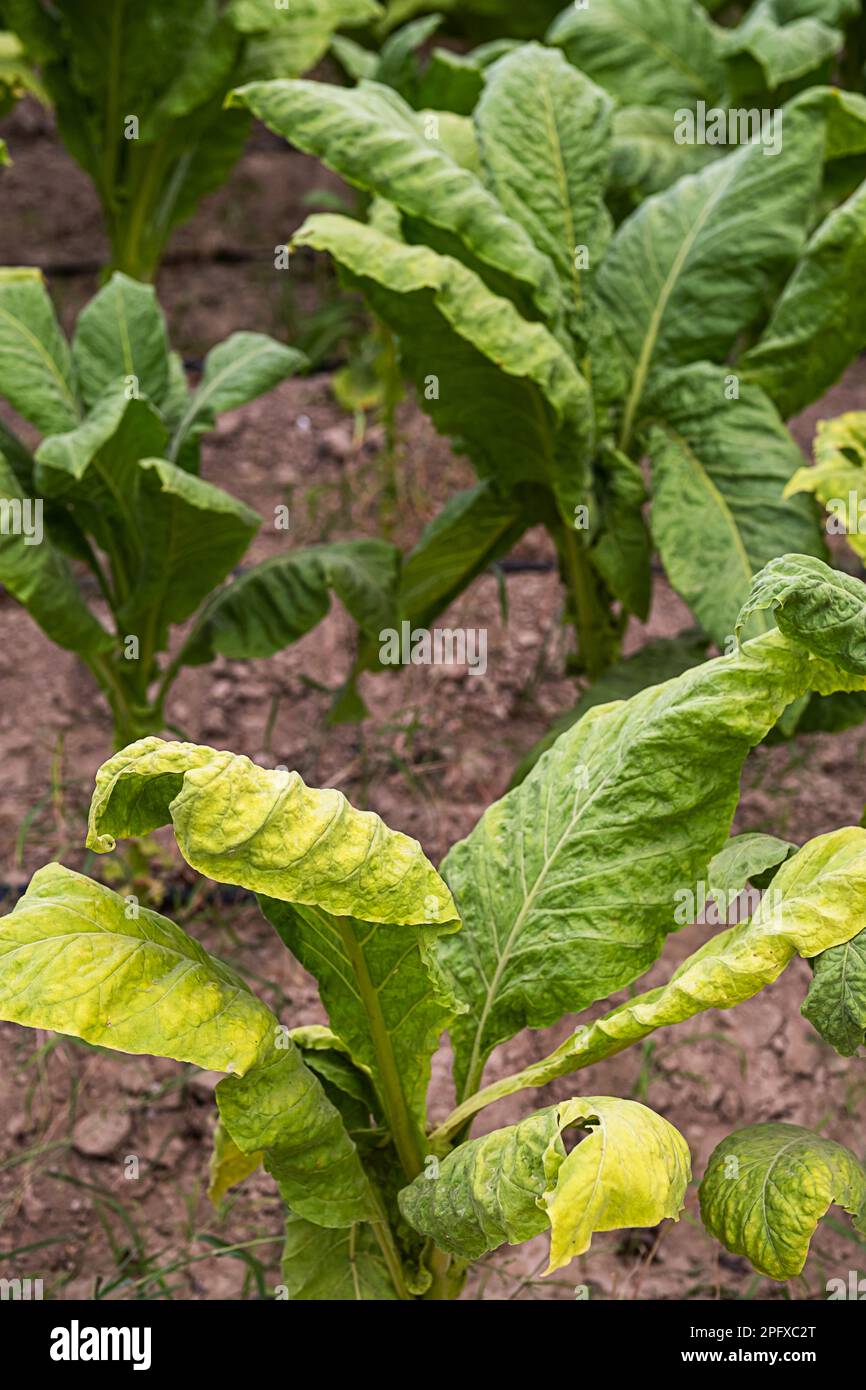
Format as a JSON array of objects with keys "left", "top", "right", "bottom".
[
  {"left": 423, "top": 1245, "right": 463, "bottom": 1300},
  {"left": 555, "top": 521, "right": 611, "bottom": 681},
  {"left": 87, "top": 658, "right": 167, "bottom": 750}
]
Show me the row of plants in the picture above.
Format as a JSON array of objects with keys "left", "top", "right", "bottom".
[
  {"left": 5, "top": 249, "right": 866, "bottom": 762},
  {"left": 2, "top": 2, "right": 865, "bottom": 278},
  {"left": 5, "top": 21, "right": 866, "bottom": 754}
]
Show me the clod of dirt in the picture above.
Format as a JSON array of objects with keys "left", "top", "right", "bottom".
[
  {"left": 320, "top": 424, "right": 354, "bottom": 459},
  {"left": 72, "top": 1108, "right": 132, "bottom": 1158}
]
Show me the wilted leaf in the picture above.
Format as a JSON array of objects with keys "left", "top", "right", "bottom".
[
  {"left": 437, "top": 827, "right": 866, "bottom": 1136},
  {"left": 87, "top": 738, "right": 459, "bottom": 930},
  {"left": 400, "top": 1096, "right": 690, "bottom": 1273},
  {"left": 440, "top": 620, "right": 866, "bottom": 1100},
  {"left": 700, "top": 1123, "right": 866, "bottom": 1279},
  {"left": 736, "top": 553, "right": 866, "bottom": 672},
  {"left": 182, "top": 538, "right": 400, "bottom": 663}
]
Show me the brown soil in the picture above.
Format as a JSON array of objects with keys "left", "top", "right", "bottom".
[{"left": 1, "top": 102, "right": 865, "bottom": 1303}]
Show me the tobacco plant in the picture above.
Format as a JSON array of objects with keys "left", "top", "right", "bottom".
[
  {"left": 230, "top": 53, "right": 866, "bottom": 720},
  {"left": 548, "top": 0, "right": 864, "bottom": 203},
  {"left": 377, "top": 2, "right": 863, "bottom": 201},
  {"left": 0, "top": 269, "right": 399, "bottom": 744},
  {"left": 0, "top": 0, "right": 382, "bottom": 279},
  {"left": 2, "top": 554, "right": 866, "bottom": 1298}
]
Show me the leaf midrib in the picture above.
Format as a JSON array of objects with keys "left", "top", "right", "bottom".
[{"left": 617, "top": 161, "right": 738, "bottom": 451}]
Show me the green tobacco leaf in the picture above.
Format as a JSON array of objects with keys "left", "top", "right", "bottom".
[
  {"left": 700, "top": 1123, "right": 866, "bottom": 1279},
  {"left": 290, "top": 1024, "right": 380, "bottom": 1132},
  {"left": 71, "top": 273, "right": 170, "bottom": 411},
  {"left": 182, "top": 539, "right": 400, "bottom": 663},
  {"left": 803, "top": 927, "right": 866, "bottom": 1056},
  {"left": 292, "top": 215, "right": 593, "bottom": 522},
  {"left": 547, "top": 0, "right": 725, "bottom": 108},
  {"left": 168, "top": 332, "right": 306, "bottom": 466},
  {"left": 416, "top": 47, "right": 486, "bottom": 116},
  {"left": 610, "top": 106, "right": 719, "bottom": 203},
  {"left": 720, "top": 1, "right": 844, "bottom": 92},
  {"left": 229, "top": 78, "right": 562, "bottom": 325},
  {"left": 0, "top": 268, "right": 79, "bottom": 434},
  {"left": 474, "top": 44, "right": 611, "bottom": 325},
  {"left": 375, "top": 13, "right": 442, "bottom": 97},
  {"left": 281, "top": 1210, "right": 398, "bottom": 1300},
  {"left": 644, "top": 366, "right": 823, "bottom": 647},
  {"left": 708, "top": 831, "right": 796, "bottom": 896},
  {"left": 509, "top": 633, "right": 711, "bottom": 788},
  {"left": 596, "top": 99, "right": 824, "bottom": 449},
  {"left": 736, "top": 553, "right": 866, "bottom": 673},
  {"left": 741, "top": 180, "right": 866, "bottom": 420},
  {"left": 399, "top": 481, "right": 538, "bottom": 629},
  {"left": 34, "top": 389, "right": 168, "bottom": 573},
  {"left": 87, "top": 738, "right": 459, "bottom": 929},
  {"left": 35, "top": 386, "right": 167, "bottom": 499},
  {"left": 216, "top": 1032, "right": 376, "bottom": 1225},
  {"left": 786, "top": 412, "right": 866, "bottom": 563},
  {"left": 260, "top": 896, "right": 463, "bottom": 1163},
  {"left": 400, "top": 1097, "right": 690, "bottom": 1273},
  {"left": 0, "top": 452, "right": 112, "bottom": 660},
  {"left": 416, "top": 108, "right": 480, "bottom": 173},
  {"left": 437, "top": 827, "right": 866, "bottom": 1138},
  {"left": 231, "top": 0, "right": 382, "bottom": 78},
  {"left": 142, "top": 12, "right": 243, "bottom": 132},
  {"left": 208, "top": 1119, "right": 263, "bottom": 1206},
  {"left": 440, "top": 625, "right": 866, "bottom": 1099},
  {"left": 117, "top": 458, "right": 260, "bottom": 642},
  {"left": 0, "top": 416, "right": 36, "bottom": 492},
  {"left": 331, "top": 35, "right": 380, "bottom": 84},
  {"left": 0, "top": 864, "right": 275, "bottom": 1072}
]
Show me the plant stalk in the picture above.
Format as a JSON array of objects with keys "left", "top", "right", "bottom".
[{"left": 554, "top": 521, "right": 611, "bottom": 681}]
